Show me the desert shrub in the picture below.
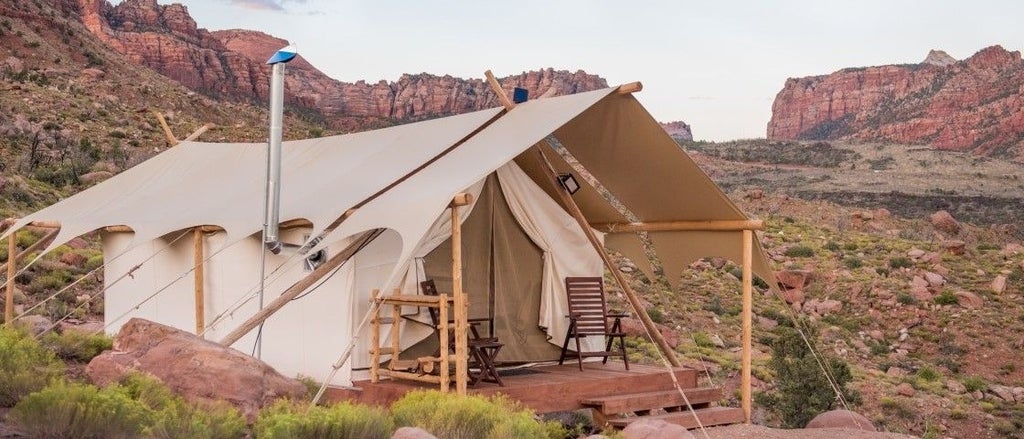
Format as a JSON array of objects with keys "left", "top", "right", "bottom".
[
  {"left": 934, "top": 291, "right": 958, "bottom": 305},
  {"left": 391, "top": 390, "right": 563, "bottom": 439},
  {"left": 10, "top": 381, "right": 150, "bottom": 439},
  {"left": 40, "top": 330, "right": 112, "bottom": 362},
  {"left": 0, "top": 326, "right": 65, "bottom": 407},
  {"left": 119, "top": 374, "right": 246, "bottom": 439},
  {"left": 824, "top": 241, "right": 841, "bottom": 251},
  {"left": 646, "top": 307, "right": 665, "bottom": 324},
  {"left": 755, "top": 325, "right": 859, "bottom": 428},
  {"left": 896, "top": 293, "right": 917, "bottom": 305},
  {"left": 842, "top": 257, "right": 863, "bottom": 269},
  {"left": 962, "top": 376, "right": 987, "bottom": 393},
  {"left": 84, "top": 254, "right": 104, "bottom": 271},
  {"left": 888, "top": 257, "right": 913, "bottom": 269},
  {"left": 784, "top": 246, "right": 815, "bottom": 257},
  {"left": 256, "top": 399, "right": 392, "bottom": 439},
  {"left": 916, "top": 366, "right": 940, "bottom": 382}
]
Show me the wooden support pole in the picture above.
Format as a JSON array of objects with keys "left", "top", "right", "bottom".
[
  {"left": 370, "top": 289, "right": 381, "bottom": 383},
  {"left": 741, "top": 229, "right": 754, "bottom": 423},
  {"left": 154, "top": 111, "right": 178, "bottom": 146},
  {"left": 183, "top": 123, "right": 215, "bottom": 142},
  {"left": 193, "top": 227, "right": 205, "bottom": 337},
  {"left": 592, "top": 219, "right": 764, "bottom": 233},
  {"left": 4, "top": 231, "right": 15, "bottom": 326},
  {"left": 0, "top": 227, "right": 59, "bottom": 275},
  {"left": 218, "top": 229, "right": 382, "bottom": 346},
  {"left": 438, "top": 293, "right": 450, "bottom": 393},
  {"left": 616, "top": 81, "right": 643, "bottom": 94},
  {"left": 390, "top": 302, "right": 401, "bottom": 371},
  {"left": 450, "top": 193, "right": 472, "bottom": 396},
  {"left": 533, "top": 146, "right": 681, "bottom": 367},
  {"left": 484, "top": 70, "right": 514, "bottom": 109}
]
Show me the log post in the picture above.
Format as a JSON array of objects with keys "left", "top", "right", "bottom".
[
  {"left": 193, "top": 227, "right": 205, "bottom": 337},
  {"left": 450, "top": 193, "right": 472, "bottom": 396},
  {"left": 154, "top": 111, "right": 178, "bottom": 146},
  {"left": 218, "top": 229, "right": 382, "bottom": 346},
  {"left": 438, "top": 293, "right": 450, "bottom": 393},
  {"left": 0, "top": 227, "right": 59, "bottom": 275},
  {"left": 370, "top": 289, "right": 381, "bottom": 383},
  {"left": 741, "top": 229, "right": 754, "bottom": 423},
  {"left": 4, "top": 231, "right": 15, "bottom": 326}
]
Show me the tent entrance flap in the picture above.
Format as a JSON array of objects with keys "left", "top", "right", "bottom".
[{"left": 422, "top": 174, "right": 560, "bottom": 361}]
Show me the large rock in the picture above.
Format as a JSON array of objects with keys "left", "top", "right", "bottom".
[
  {"left": 777, "top": 269, "right": 813, "bottom": 290},
  {"left": 622, "top": 419, "right": 695, "bottom": 439},
  {"left": 991, "top": 275, "right": 1007, "bottom": 294},
  {"left": 930, "top": 211, "right": 962, "bottom": 235},
  {"left": 392, "top": 427, "right": 438, "bottom": 439},
  {"left": 805, "top": 409, "right": 876, "bottom": 431},
  {"left": 767, "top": 45, "right": 1024, "bottom": 160},
  {"left": 955, "top": 290, "right": 983, "bottom": 308},
  {"left": 86, "top": 318, "right": 306, "bottom": 420}
]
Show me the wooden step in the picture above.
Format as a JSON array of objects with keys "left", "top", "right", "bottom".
[
  {"left": 607, "top": 406, "right": 745, "bottom": 429},
  {"left": 581, "top": 387, "right": 721, "bottom": 415}
]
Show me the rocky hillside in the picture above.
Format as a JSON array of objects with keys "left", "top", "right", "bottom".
[
  {"left": 73, "top": 0, "right": 609, "bottom": 131},
  {"left": 768, "top": 46, "right": 1024, "bottom": 160}
]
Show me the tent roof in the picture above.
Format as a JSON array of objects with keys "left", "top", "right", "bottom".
[{"left": 4, "top": 86, "right": 775, "bottom": 287}]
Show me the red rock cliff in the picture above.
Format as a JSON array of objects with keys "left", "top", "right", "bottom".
[
  {"left": 71, "top": 0, "right": 609, "bottom": 131},
  {"left": 768, "top": 46, "right": 1024, "bottom": 158}
]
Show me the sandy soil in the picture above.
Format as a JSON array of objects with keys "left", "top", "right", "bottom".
[{"left": 701, "top": 424, "right": 919, "bottom": 439}]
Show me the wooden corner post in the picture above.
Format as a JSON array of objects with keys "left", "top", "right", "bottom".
[
  {"left": 741, "top": 229, "right": 754, "bottom": 423},
  {"left": 4, "top": 231, "right": 15, "bottom": 326},
  {"left": 450, "top": 192, "right": 472, "bottom": 395},
  {"left": 193, "top": 227, "right": 205, "bottom": 337}
]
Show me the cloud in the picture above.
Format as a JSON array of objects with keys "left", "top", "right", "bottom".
[{"left": 229, "top": 0, "right": 307, "bottom": 12}]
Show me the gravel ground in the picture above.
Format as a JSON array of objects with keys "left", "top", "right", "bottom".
[{"left": 699, "top": 425, "right": 919, "bottom": 439}]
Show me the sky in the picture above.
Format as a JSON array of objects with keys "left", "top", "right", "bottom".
[{"left": 133, "top": 0, "right": 1023, "bottom": 141}]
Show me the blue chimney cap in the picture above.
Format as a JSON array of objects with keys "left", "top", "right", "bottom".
[{"left": 266, "top": 45, "right": 298, "bottom": 64}]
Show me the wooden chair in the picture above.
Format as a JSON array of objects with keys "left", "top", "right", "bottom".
[
  {"left": 420, "top": 280, "right": 504, "bottom": 386},
  {"left": 558, "top": 276, "right": 629, "bottom": 371}
]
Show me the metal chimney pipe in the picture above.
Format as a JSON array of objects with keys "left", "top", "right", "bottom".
[{"left": 263, "top": 46, "right": 296, "bottom": 254}]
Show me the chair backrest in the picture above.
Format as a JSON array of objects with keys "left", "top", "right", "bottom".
[
  {"left": 565, "top": 277, "right": 609, "bottom": 335},
  {"left": 419, "top": 279, "right": 441, "bottom": 327}
]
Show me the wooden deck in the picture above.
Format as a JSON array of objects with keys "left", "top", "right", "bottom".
[{"left": 326, "top": 362, "right": 698, "bottom": 414}]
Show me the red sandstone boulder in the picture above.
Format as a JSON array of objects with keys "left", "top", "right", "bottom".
[
  {"left": 930, "top": 211, "right": 962, "bottom": 235},
  {"left": 622, "top": 419, "right": 695, "bottom": 439},
  {"left": 776, "top": 270, "right": 813, "bottom": 290},
  {"left": 86, "top": 318, "right": 306, "bottom": 420},
  {"left": 805, "top": 409, "right": 876, "bottom": 431}
]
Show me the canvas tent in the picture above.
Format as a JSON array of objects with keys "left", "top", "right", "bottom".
[{"left": 2, "top": 86, "right": 775, "bottom": 392}]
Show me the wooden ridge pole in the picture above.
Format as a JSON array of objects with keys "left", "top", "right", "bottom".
[
  {"left": 193, "top": 227, "right": 205, "bottom": 337},
  {"left": 450, "top": 193, "right": 472, "bottom": 395},
  {"left": 154, "top": 111, "right": 178, "bottom": 146},
  {"left": 592, "top": 219, "right": 764, "bottom": 233},
  {"left": 481, "top": 71, "right": 679, "bottom": 366},
  {"left": 741, "top": 229, "right": 754, "bottom": 423},
  {"left": 4, "top": 231, "right": 15, "bottom": 326},
  {"left": 219, "top": 229, "right": 382, "bottom": 346},
  {"left": 183, "top": 123, "right": 215, "bottom": 143}
]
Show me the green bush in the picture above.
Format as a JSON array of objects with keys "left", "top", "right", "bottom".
[
  {"left": 120, "top": 374, "right": 246, "bottom": 439},
  {"left": 888, "top": 257, "right": 913, "bottom": 269},
  {"left": 934, "top": 291, "right": 958, "bottom": 306},
  {"left": 896, "top": 293, "right": 917, "bottom": 305},
  {"left": 963, "top": 376, "right": 987, "bottom": 393},
  {"left": 391, "top": 390, "right": 563, "bottom": 439},
  {"left": 755, "top": 325, "right": 859, "bottom": 428},
  {"left": 824, "top": 241, "right": 840, "bottom": 251},
  {"left": 842, "top": 257, "right": 863, "bottom": 269},
  {"left": 646, "top": 307, "right": 665, "bottom": 324},
  {"left": 0, "top": 326, "right": 65, "bottom": 407},
  {"left": 784, "top": 246, "right": 815, "bottom": 257},
  {"left": 256, "top": 399, "right": 392, "bottom": 439},
  {"left": 10, "top": 381, "right": 151, "bottom": 439},
  {"left": 40, "top": 330, "right": 112, "bottom": 362},
  {"left": 916, "top": 367, "right": 940, "bottom": 382},
  {"left": 84, "top": 254, "right": 104, "bottom": 271}
]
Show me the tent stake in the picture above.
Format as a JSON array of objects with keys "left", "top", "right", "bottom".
[
  {"left": 741, "top": 229, "right": 753, "bottom": 423},
  {"left": 219, "top": 229, "right": 383, "bottom": 346}
]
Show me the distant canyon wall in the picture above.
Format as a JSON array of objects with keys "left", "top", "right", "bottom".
[
  {"left": 71, "top": 0, "right": 610, "bottom": 131},
  {"left": 768, "top": 46, "right": 1024, "bottom": 158}
]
